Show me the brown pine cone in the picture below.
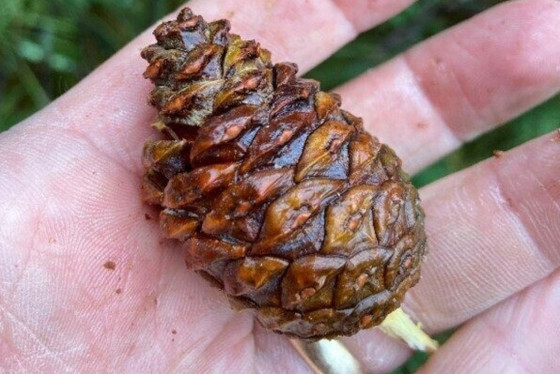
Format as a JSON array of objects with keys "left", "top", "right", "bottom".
[{"left": 140, "top": 7, "right": 427, "bottom": 340}]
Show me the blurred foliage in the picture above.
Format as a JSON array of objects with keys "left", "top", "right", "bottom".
[
  {"left": 0, "top": 0, "right": 185, "bottom": 127},
  {"left": 0, "top": 0, "right": 558, "bottom": 373}
]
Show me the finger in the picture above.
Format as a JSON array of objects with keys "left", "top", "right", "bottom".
[
  {"left": 408, "top": 129, "right": 560, "bottom": 332},
  {"left": 16, "top": 0, "right": 417, "bottom": 174},
  {"left": 342, "top": 129, "right": 560, "bottom": 372},
  {"left": 188, "top": 0, "right": 418, "bottom": 72},
  {"left": 417, "top": 269, "right": 560, "bottom": 374},
  {"left": 335, "top": 0, "right": 560, "bottom": 173},
  {"left": 340, "top": 328, "right": 412, "bottom": 374}
]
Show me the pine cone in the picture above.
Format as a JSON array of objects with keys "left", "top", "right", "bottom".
[{"left": 140, "top": 8, "right": 427, "bottom": 340}]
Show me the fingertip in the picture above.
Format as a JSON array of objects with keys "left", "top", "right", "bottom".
[
  {"left": 489, "top": 0, "right": 560, "bottom": 93},
  {"left": 404, "top": 0, "right": 560, "bottom": 141}
]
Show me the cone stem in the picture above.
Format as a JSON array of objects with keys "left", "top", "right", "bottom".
[
  {"left": 380, "top": 307, "right": 439, "bottom": 352},
  {"left": 290, "top": 338, "right": 365, "bottom": 374}
]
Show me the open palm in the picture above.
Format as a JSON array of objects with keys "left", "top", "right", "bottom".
[{"left": 1, "top": 1, "right": 559, "bottom": 373}]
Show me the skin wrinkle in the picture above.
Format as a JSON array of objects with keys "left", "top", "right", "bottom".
[
  {"left": 0, "top": 218, "right": 31, "bottom": 297},
  {"left": 0, "top": 308, "right": 17, "bottom": 367},
  {"left": 420, "top": 270, "right": 560, "bottom": 374},
  {"left": 63, "top": 99, "right": 154, "bottom": 176},
  {"left": 240, "top": 329, "right": 257, "bottom": 374},
  {"left": 406, "top": 48, "right": 483, "bottom": 143},
  {"left": 64, "top": 126, "right": 138, "bottom": 176},
  {"left": 166, "top": 311, "right": 244, "bottom": 373},
  {"left": 55, "top": 77, "right": 154, "bottom": 162},
  {"left": 0, "top": 148, "right": 50, "bottom": 235},
  {"left": 407, "top": 182, "right": 482, "bottom": 325},
  {"left": 497, "top": 136, "right": 560, "bottom": 264},
  {"left": 120, "top": 248, "right": 184, "bottom": 366},
  {"left": 192, "top": 313, "right": 255, "bottom": 374},
  {"left": 252, "top": 324, "right": 311, "bottom": 374},
  {"left": 69, "top": 233, "right": 138, "bottom": 309},
  {"left": 151, "top": 248, "right": 177, "bottom": 353},
  {"left": 149, "top": 291, "right": 166, "bottom": 362},
  {"left": 103, "top": 290, "right": 135, "bottom": 371},
  {"left": 117, "top": 296, "right": 165, "bottom": 372},
  {"left": 397, "top": 55, "right": 463, "bottom": 166},
  {"left": 481, "top": 318, "right": 538, "bottom": 374},
  {"left": 164, "top": 305, "right": 230, "bottom": 371},
  {"left": 418, "top": 324, "right": 511, "bottom": 374},
  {"left": 247, "top": 325, "right": 257, "bottom": 374},
  {"left": 85, "top": 247, "right": 174, "bottom": 371},
  {"left": 404, "top": 244, "right": 479, "bottom": 326},
  {"left": 29, "top": 202, "right": 56, "bottom": 260},
  {"left": 424, "top": 180, "right": 546, "bottom": 328},
  {"left": 35, "top": 205, "right": 71, "bottom": 260},
  {"left": 0, "top": 301, "right": 75, "bottom": 373},
  {"left": 492, "top": 158, "right": 558, "bottom": 267}
]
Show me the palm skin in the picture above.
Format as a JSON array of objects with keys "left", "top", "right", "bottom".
[{"left": 1, "top": 1, "right": 559, "bottom": 373}]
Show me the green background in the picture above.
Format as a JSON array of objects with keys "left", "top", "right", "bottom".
[{"left": 0, "top": 0, "right": 558, "bottom": 372}]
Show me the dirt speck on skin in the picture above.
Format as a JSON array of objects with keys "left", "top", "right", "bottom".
[
  {"left": 145, "top": 213, "right": 152, "bottom": 220},
  {"left": 505, "top": 196, "right": 514, "bottom": 208},
  {"left": 493, "top": 150, "right": 504, "bottom": 158},
  {"left": 172, "top": 329, "right": 177, "bottom": 335},
  {"left": 116, "top": 288, "right": 122, "bottom": 294},
  {"left": 104, "top": 261, "right": 116, "bottom": 270}
]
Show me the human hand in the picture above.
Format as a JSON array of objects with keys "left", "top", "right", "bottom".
[{"left": 1, "top": 0, "right": 559, "bottom": 373}]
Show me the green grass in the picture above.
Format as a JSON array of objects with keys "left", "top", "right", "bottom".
[
  {"left": 0, "top": 0, "right": 185, "bottom": 128},
  {"left": 0, "top": 0, "right": 558, "bottom": 372}
]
